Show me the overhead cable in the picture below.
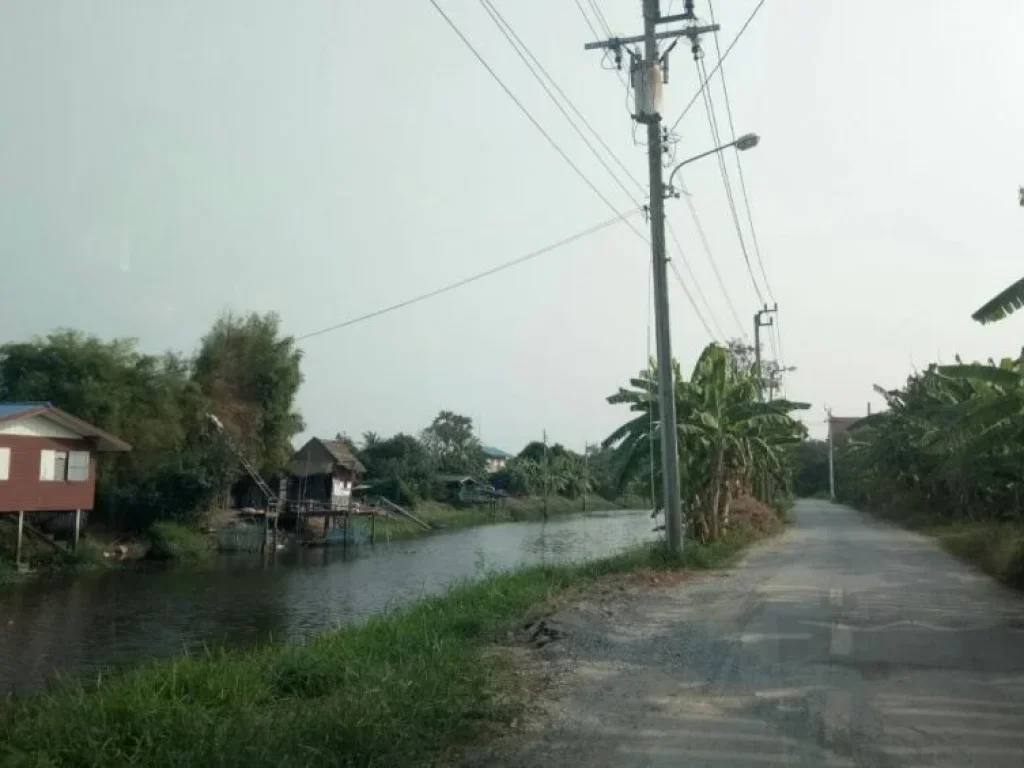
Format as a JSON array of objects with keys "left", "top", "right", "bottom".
[
  {"left": 707, "top": 0, "right": 776, "bottom": 303},
  {"left": 463, "top": 0, "right": 720, "bottom": 339},
  {"left": 481, "top": 1, "right": 643, "bottom": 202},
  {"left": 297, "top": 209, "right": 642, "bottom": 341},
  {"left": 427, "top": 0, "right": 633, "bottom": 231},
  {"left": 678, "top": 189, "right": 747, "bottom": 338},
  {"left": 666, "top": 0, "right": 766, "bottom": 135},
  {"left": 696, "top": 55, "right": 766, "bottom": 305},
  {"left": 666, "top": 220, "right": 725, "bottom": 340}
]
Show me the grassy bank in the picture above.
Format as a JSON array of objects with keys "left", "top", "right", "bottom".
[
  {"left": 374, "top": 493, "right": 646, "bottom": 542},
  {"left": 0, "top": 526, "right": 765, "bottom": 768},
  {"left": 853, "top": 500, "right": 1024, "bottom": 590},
  {"left": 926, "top": 523, "right": 1024, "bottom": 589},
  {"left": 146, "top": 521, "right": 213, "bottom": 561}
]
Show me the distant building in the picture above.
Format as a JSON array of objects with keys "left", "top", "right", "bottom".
[
  {"left": 827, "top": 416, "right": 863, "bottom": 442},
  {"left": 0, "top": 402, "right": 130, "bottom": 514},
  {"left": 287, "top": 437, "right": 366, "bottom": 508},
  {"left": 482, "top": 445, "right": 512, "bottom": 474},
  {"left": 436, "top": 475, "right": 505, "bottom": 507}
]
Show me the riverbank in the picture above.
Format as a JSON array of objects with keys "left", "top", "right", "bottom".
[
  {"left": 848, "top": 501, "right": 1024, "bottom": 590},
  {"left": 0, "top": 496, "right": 641, "bottom": 589},
  {"left": 375, "top": 493, "right": 645, "bottom": 541},
  {"left": 0, "top": 514, "right": 775, "bottom": 767}
]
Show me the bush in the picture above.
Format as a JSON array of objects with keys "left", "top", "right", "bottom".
[{"left": 147, "top": 521, "right": 212, "bottom": 561}]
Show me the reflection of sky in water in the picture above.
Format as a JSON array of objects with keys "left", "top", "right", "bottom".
[{"left": 0, "top": 510, "right": 653, "bottom": 693}]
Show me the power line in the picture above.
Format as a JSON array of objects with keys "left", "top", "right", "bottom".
[
  {"left": 427, "top": 0, "right": 633, "bottom": 231},
  {"left": 707, "top": 0, "right": 776, "bottom": 303},
  {"left": 666, "top": 0, "right": 766, "bottom": 135},
  {"left": 666, "top": 219, "right": 724, "bottom": 340},
  {"left": 696, "top": 54, "right": 766, "bottom": 305},
  {"left": 297, "top": 209, "right": 642, "bottom": 341},
  {"left": 483, "top": 0, "right": 726, "bottom": 342},
  {"left": 586, "top": 0, "right": 613, "bottom": 37},
  {"left": 480, "top": 1, "right": 642, "bottom": 202},
  {"left": 669, "top": 260, "right": 716, "bottom": 340},
  {"left": 467, "top": 0, "right": 721, "bottom": 338},
  {"left": 572, "top": 0, "right": 604, "bottom": 40},
  {"left": 677, "top": 188, "right": 747, "bottom": 338}
]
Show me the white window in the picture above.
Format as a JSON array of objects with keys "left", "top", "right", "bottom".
[
  {"left": 0, "top": 448, "right": 9, "bottom": 481},
  {"left": 40, "top": 449, "right": 56, "bottom": 481},
  {"left": 68, "top": 451, "right": 90, "bottom": 482},
  {"left": 40, "top": 449, "right": 85, "bottom": 481},
  {"left": 54, "top": 451, "right": 68, "bottom": 481}
]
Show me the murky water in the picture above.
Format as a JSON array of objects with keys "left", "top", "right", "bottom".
[{"left": 0, "top": 510, "right": 653, "bottom": 694}]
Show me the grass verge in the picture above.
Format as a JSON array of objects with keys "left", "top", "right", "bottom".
[
  {"left": 853, "top": 501, "right": 1024, "bottom": 590},
  {"left": 0, "top": 528, "right": 765, "bottom": 768},
  {"left": 374, "top": 494, "right": 645, "bottom": 542},
  {"left": 926, "top": 522, "right": 1024, "bottom": 589},
  {"left": 146, "top": 521, "right": 212, "bottom": 561}
]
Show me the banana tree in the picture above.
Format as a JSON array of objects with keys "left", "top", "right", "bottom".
[{"left": 603, "top": 344, "right": 808, "bottom": 541}]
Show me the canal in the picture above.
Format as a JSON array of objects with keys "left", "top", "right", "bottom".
[{"left": 0, "top": 509, "right": 653, "bottom": 694}]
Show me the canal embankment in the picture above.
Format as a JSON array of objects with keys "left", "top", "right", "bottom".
[{"left": 0, "top": 503, "right": 782, "bottom": 767}]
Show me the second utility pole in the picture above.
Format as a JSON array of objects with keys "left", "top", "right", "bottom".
[
  {"left": 641, "top": 0, "right": 682, "bottom": 554},
  {"left": 753, "top": 303, "right": 777, "bottom": 400}
]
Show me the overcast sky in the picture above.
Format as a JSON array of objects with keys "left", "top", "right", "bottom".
[{"left": 2, "top": 1, "right": 1022, "bottom": 449}]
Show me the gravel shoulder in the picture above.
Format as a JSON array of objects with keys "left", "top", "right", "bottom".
[{"left": 462, "top": 500, "right": 1024, "bottom": 767}]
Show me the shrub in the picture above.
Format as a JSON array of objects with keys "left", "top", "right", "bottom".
[{"left": 147, "top": 521, "right": 212, "bottom": 561}]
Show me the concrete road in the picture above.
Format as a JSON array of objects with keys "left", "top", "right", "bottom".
[{"left": 476, "top": 500, "right": 1024, "bottom": 767}]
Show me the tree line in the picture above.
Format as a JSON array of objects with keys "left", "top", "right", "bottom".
[
  {"left": 800, "top": 276, "right": 1024, "bottom": 526},
  {"left": 344, "top": 412, "right": 633, "bottom": 509},
  {"left": 0, "top": 320, "right": 633, "bottom": 530},
  {"left": 0, "top": 313, "right": 303, "bottom": 531}
]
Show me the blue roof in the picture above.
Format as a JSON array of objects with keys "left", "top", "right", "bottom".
[
  {"left": 0, "top": 402, "right": 51, "bottom": 420},
  {"left": 481, "top": 445, "right": 511, "bottom": 459}
]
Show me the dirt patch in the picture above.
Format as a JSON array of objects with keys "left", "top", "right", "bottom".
[{"left": 730, "top": 495, "right": 782, "bottom": 534}]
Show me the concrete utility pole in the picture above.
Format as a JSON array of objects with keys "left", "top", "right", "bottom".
[
  {"left": 585, "top": 1, "right": 718, "bottom": 555},
  {"left": 826, "top": 408, "right": 836, "bottom": 501},
  {"left": 753, "top": 304, "right": 778, "bottom": 400}
]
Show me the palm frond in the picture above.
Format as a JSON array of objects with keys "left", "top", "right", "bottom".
[
  {"left": 937, "top": 364, "right": 1020, "bottom": 389},
  {"left": 972, "top": 276, "right": 1024, "bottom": 324}
]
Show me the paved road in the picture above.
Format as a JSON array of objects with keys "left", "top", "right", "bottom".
[{"left": 476, "top": 500, "right": 1024, "bottom": 767}]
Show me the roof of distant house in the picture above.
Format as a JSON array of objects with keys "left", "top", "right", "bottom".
[
  {"left": 481, "top": 445, "right": 511, "bottom": 459},
  {"left": 0, "top": 402, "right": 50, "bottom": 421},
  {"left": 828, "top": 416, "right": 864, "bottom": 436},
  {"left": 0, "top": 401, "right": 131, "bottom": 452},
  {"left": 319, "top": 438, "right": 366, "bottom": 474}
]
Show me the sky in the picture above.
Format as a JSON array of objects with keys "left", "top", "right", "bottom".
[{"left": 1, "top": 0, "right": 1022, "bottom": 450}]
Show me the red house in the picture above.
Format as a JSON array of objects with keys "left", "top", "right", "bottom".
[{"left": 0, "top": 402, "right": 130, "bottom": 564}]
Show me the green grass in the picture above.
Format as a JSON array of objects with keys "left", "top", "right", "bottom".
[
  {"left": 146, "top": 521, "right": 212, "bottom": 561},
  {"left": 373, "top": 494, "right": 646, "bottom": 542},
  {"left": 856, "top": 502, "right": 1024, "bottom": 591},
  {"left": 0, "top": 529, "right": 763, "bottom": 768},
  {"left": 928, "top": 522, "right": 1024, "bottom": 589}
]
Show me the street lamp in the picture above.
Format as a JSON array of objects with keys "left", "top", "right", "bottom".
[{"left": 665, "top": 132, "right": 760, "bottom": 198}]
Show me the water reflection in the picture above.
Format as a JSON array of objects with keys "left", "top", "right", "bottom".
[{"left": 0, "top": 510, "right": 652, "bottom": 693}]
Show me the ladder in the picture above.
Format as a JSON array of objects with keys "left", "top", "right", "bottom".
[{"left": 207, "top": 414, "right": 278, "bottom": 505}]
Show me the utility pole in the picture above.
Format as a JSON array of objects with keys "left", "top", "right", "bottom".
[
  {"left": 542, "top": 428, "right": 549, "bottom": 521},
  {"left": 585, "top": 1, "right": 718, "bottom": 555},
  {"left": 753, "top": 304, "right": 777, "bottom": 400},
  {"left": 826, "top": 407, "right": 836, "bottom": 501},
  {"left": 582, "top": 441, "right": 590, "bottom": 513}
]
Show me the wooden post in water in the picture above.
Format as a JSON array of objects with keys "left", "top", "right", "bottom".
[
  {"left": 73, "top": 509, "right": 81, "bottom": 552},
  {"left": 276, "top": 478, "right": 286, "bottom": 552},
  {"left": 15, "top": 510, "right": 24, "bottom": 568}
]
